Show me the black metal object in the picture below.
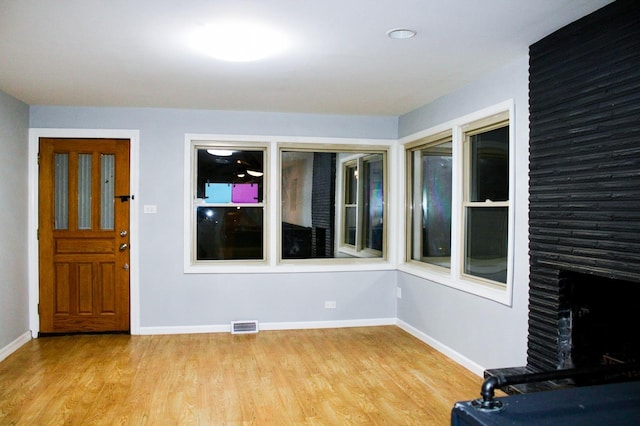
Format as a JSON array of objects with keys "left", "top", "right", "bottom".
[
  {"left": 115, "top": 194, "right": 134, "bottom": 202},
  {"left": 452, "top": 380, "right": 640, "bottom": 426},
  {"left": 474, "top": 363, "right": 640, "bottom": 412}
]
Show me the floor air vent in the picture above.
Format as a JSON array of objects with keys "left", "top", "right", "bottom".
[{"left": 231, "top": 320, "right": 259, "bottom": 334}]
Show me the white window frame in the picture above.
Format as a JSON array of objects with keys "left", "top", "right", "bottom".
[
  {"left": 461, "top": 117, "right": 510, "bottom": 287},
  {"left": 185, "top": 136, "right": 270, "bottom": 270},
  {"left": 185, "top": 134, "right": 396, "bottom": 273},
  {"left": 337, "top": 153, "right": 385, "bottom": 258},
  {"left": 399, "top": 101, "right": 515, "bottom": 305}
]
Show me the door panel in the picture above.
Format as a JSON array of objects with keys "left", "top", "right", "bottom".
[{"left": 39, "top": 138, "right": 130, "bottom": 333}]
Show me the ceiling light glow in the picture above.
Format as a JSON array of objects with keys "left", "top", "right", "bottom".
[
  {"left": 190, "top": 20, "right": 290, "bottom": 62},
  {"left": 207, "top": 149, "right": 235, "bottom": 156}
]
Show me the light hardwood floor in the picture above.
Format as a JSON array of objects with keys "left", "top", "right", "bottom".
[{"left": 0, "top": 326, "right": 485, "bottom": 425}]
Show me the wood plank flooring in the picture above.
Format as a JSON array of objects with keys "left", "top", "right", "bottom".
[{"left": 0, "top": 326, "right": 485, "bottom": 425}]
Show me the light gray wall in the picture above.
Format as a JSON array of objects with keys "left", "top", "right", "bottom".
[
  {"left": 397, "top": 55, "right": 531, "bottom": 370},
  {"left": 0, "top": 91, "right": 30, "bottom": 349},
  {"left": 29, "top": 107, "right": 399, "bottom": 329},
  {"left": 27, "top": 57, "right": 530, "bottom": 370}
]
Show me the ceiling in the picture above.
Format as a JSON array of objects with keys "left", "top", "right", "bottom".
[{"left": 0, "top": 0, "right": 613, "bottom": 116}]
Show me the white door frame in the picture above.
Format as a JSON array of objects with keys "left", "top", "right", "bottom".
[{"left": 28, "top": 128, "right": 140, "bottom": 337}]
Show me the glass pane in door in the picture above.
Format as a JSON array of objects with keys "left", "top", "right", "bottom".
[
  {"left": 54, "top": 153, "right": 69, "bottom": 230},
  {"left": 78, "top": 154, "right": 92, "bottom": 230},
  {"left": 101, "top": 154, "right": 115, "bottom": 230}
]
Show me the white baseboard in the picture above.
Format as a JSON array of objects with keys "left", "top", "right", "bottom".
[
  {"left": 137, "top": 318, "right": 396, "bottom": 336},
  {"left": 136, "top": 324, "right": 229, "bottom": 335},
  {"left": 262, "top": 318, "right": 396, "bottom": 331},
  {"left": 396, "top": 319, "right": 485, "bottom": 377},
  {"left": 0, "top": 331, "right": 32, "bottom": 363}
]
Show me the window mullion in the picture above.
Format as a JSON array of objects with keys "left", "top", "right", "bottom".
[{"left": 451, "top": 127, "right": 464, "bottom": 281}]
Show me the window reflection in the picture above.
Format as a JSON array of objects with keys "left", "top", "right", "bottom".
[
  {"left": 408, "top": 141, "right": 452, "bottom": 268},
  {"left": 281, "top": 149, "right": 386, "bottom": 260},
  {"left": 194, "top": 147, "right": 265, "bottom": 262},
  {"left": 363, "top": 155, "right": 383, "bottom": 252}
]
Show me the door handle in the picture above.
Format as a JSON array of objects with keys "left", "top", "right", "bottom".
[{"left": 119, "top": 243, "right": 128, "bottom": 251}]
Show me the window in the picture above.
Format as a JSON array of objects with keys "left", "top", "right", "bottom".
[
  {"left": 279, "top": 146, "right": 387, "bottom": 261},
  {"left": 406, "top": 134, "right": 452, "bottom": 269},
  {"left": 404, "top": 106, "right": 512, "bottom": 298},
  {"left": 463, "top": 123, "right": 509, "bottom": 284},
  {"left": 186, "top": 137, "right": 392, "bottom": 272},
  {"left": 189, "top": 142, "right": 267, "bottom": 263}
]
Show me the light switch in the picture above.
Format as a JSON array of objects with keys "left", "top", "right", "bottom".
[{"left": 143, "top": 205, "right": 157, "bottom": 214}]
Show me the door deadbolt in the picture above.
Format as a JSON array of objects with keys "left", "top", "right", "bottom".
[
  {"left": 120, "top": 230, "right": 128, "bottom": 237},
  {"left": 119, "top": 243, "right": 128, "bottom": 251}
]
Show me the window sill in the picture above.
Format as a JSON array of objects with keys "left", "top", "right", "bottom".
[
  {"left": 398, "top": 262, "right": 512, "bottom": 306},
  {"left": 185, "top": 258, "right": 396, "bottom": 274}
]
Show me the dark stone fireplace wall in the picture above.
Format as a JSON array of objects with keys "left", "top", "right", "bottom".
[{"left": 528, "top": 0, "right": 640, "bottom": 372}]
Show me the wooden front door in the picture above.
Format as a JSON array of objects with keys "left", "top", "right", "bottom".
[{"left": 39, "top": 138, "right": 131, "bottom": 333}]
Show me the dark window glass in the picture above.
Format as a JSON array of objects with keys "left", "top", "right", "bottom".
[
  {"left": 469, "top": 126, "right": 509, "bottom": 202},
  {"left": 464, "top": 206, "right": 508, "bottom": 283},
  {"left": 196, "top": 207, "right": 263, "bottom": 260}
]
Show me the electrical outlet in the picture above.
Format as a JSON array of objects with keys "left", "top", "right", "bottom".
[
  {"left": 397, "top": 287, "right": 402, "bottom": 299},
  {"left": 324, "top": 300, "right": 337, "bottom": 309}
]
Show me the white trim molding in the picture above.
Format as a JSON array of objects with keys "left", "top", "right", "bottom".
[
  {"left": 0, "top": 331, "right": 31, "bottom": 363},
  {"left": 138, "top": 318, "right": 397, "bottom": 336},
  {"left": 27, "top": 128, "right": 141, "bottom": 336}
]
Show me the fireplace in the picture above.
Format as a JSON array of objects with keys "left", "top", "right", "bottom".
[
  {"left": 526, "top": 0, "right": 640, "bottom": 377},
  {"left": 483, "top": 1, "right": 640, "bottom": 393},
  {"left": 561, "top": 272, "right": 640, "bottom": 370}
]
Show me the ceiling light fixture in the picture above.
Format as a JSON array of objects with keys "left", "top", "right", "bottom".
[
  {"left": 189, "top": 20, "right": 290, "bottom": 62},
  {"left": 386, "top": 28, "right": 417, "bottom": 40}
]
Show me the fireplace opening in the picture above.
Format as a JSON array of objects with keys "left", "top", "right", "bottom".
[{"left": 562, "top": 271, "right": 640, "bottom": 372}]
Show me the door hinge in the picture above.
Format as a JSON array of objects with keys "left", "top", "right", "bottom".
[
  {"left": 37, "top": 304, "right": 40, "bottom": 315},
  {"left": 37, "top": 152, "right": 40, "bottom": 166},
  {"left": 37, "top": 229, "right": 39, "bottom": 240}
]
